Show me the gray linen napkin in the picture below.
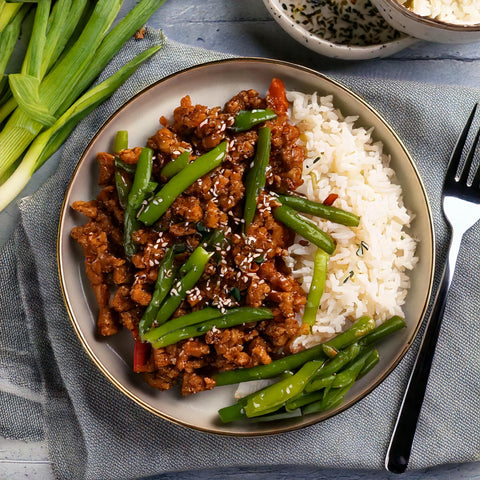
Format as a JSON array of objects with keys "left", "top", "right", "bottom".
[{"left": 1, "top": 27, "right": 480, "bottom": 479}]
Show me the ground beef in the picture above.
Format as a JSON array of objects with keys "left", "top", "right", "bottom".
[{"left": 71, "top": 83, "right": 307, "bottom": 396}]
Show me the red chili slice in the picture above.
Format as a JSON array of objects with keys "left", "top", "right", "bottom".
[
  {"left": 133, "top": 340, "right": 151, "bottom": 373},
  {"left": 266, "top": 78, "right": 289, "bottom": 115},
  {"left": 323, "top": 193, "right": 338, "bottom": 206}
]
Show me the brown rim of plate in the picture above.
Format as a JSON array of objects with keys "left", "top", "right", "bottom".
[
  {"left": 57, "top": 57, "right": 435, "bottom": 436},
  {"left": 381, "top": 0, "right": 480, "bottom": 30}
]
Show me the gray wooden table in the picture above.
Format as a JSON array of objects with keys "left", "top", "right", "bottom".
[{"left": 1, "top": 1, "right": 480, "bottom": 478}]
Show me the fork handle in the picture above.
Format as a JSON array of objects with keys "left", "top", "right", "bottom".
[{"left": 385, "top": 265, "right": 450, "bottom": 474}]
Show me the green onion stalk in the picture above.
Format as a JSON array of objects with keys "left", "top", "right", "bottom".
[
  {"left": 0, "top": 1, "right": 123, "bottom": 176},
  {"left": 0, "top": 0, "right": 166, "bottom": 209},
  {"left": 0, "top": 0, "right": 86, "bottom": 125},
  {"left": 21, "top": 0, "right": 51, "bottom": 78},
  {"left": 0, "top": 5, "right": 28, "bottom": 77},
  {"left": 0, "top": 2, "right": 21, "bottom": 33},
  {"left": 0, "top": 45, "right": 161, "bottom": 211},
  {"left": 0, "top": 0, "right": 88, "bottom": 125},
  {"left": 0, "top": 5, "right": 30, "bottom": 120}
]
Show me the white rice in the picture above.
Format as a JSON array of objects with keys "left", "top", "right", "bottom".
[
  {"left": 396, "top": 0, "right": 480, "bottom": 25},
  {"left": 285, "top": 91, "right": 418, "bottom": 351}
]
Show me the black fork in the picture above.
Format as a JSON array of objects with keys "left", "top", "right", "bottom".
[{"left": 385, "top": 103, "right": 480, "bottom": 474}]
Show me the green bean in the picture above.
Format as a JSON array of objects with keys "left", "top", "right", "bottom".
[
  {"left": 218, "top": 317, "right": 401, "bottom": 422},
  {"left": 358, "top": 349, "right": 380, "bottom": 378},
  {"left": 113, "top": 129, "right": 128, "bottom": 153},
  {"left": 218, "top": 372, "right": 295, "bottom": 423},
  {"left": 112, "top": 133, "right": 132, "bottom": 208},
  {"left": 254, "top": 409, "right": 302, "bottom": 422},
  {"left": 115, "top": 168, "right": 131, "bottom": 209},
  {"left": 304, "top": 374, "right": 346, "bottom": 394},
  {"left": 201, "top": 228, "right": 226, "bottom": 250},
  {"left": 302, "top": 382, "right": 354, "bottom": 415},
  {"left": 138, "top": 247, "right": 176, "bottom": 338},
  {"left": 358, "top": 315, "right": 406, "bottom": 346},
  {"left": 218, "top": 399, "right": 248, "bottom": 423},
  {"left": 114, "top": 152, "right": 152, "bottom": 210},
  {"left": 278, "top": 194, "right": 360, "bottom": 227},
  {"left": 152, "top": 307, "right": 274, "bottom": 348},
  {"left": 302, "top": 248, "right": 329, "bottom": 326},
  {"left": 138, "top": 141, "right": 227, "bottom": 226},
  {"left": 322, "top": 316, "right": 376, "bottom": 357},
  {"left": 154, "top": 246, "right": 212, "bottom": 326},
  {"left": 285, "top": 389, "right": 327, "bottom": 412},
  {"left": 114, "top": 157, "right": 136, "bottom": 174},
  {"left": 244, "top": 126, "right": 271, "bottom": 228},
  {"left": 273, "top": 204, "right": 336, "bottom": 255},
  {"left": 228, "top": 348, "right": 377, "bottom": 417},
  {"left": 143, "top": 307, "right": 221, "bottom": 343},
  {"left": 231, "top": 108, "right": 277, "bottom": 133},
  {"left": 146, "top": 181, "right": 158, "bottom": 194},
  {"left": 244, "top": 359, "right": 324, "bottom": 418},
  {"left": 217, "top": 317, "right": 402, "bottom": 422},
  {"left": 214, "top": 315, "right": 401, "bottom": 386},
  {"left": 123, "top": 147, "right": 153, "bottom": 257},
  {"left": 214, "top": 317, "right": 363, "bottom": 386},
  {"left": 160, "top": 150, "right": 189, "bottom": 178},
  {"left": 214, "top": 344, "right": 326, "bottom": 386},
  {"left": 179, "top": 244, "right": 215, "bottom": 274},
  {"left": 315, "top": 342, "right": 362, "bottom": 378},
  {"left": 305, "top": 346, "right": 371, "bottom": 393},
  {"left": 220, "top": 403, "right": 300, "bottom": 424}
]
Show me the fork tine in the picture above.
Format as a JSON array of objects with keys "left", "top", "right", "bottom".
[
  {"left": 458, "top": 122, "right": 480, "bottom": 184},
  {"left": 445, "top": 103, "right": 478, "bottom": 182},
  {"left": 468, "top": 126, "right": 480, "bottom": 187}
]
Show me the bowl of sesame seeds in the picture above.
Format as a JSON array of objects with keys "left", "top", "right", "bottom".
[{"left": 263, "top": 0, "right": 419, "bottom": 60}]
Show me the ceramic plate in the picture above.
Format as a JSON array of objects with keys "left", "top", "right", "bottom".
[
  {"left": 263, "top": 0, "right": 418, "bottom": 60},
  {"left": 58, "top": 58, "right": 434, "bottom": 435}
]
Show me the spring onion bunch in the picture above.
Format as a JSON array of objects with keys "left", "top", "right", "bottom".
[{"left": 0, "top": 0, "right": 166, "bottom": 211}]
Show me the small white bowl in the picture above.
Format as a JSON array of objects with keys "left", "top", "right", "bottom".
[
  {"left": 371, "top": 0, "right": 480, "bottom": 44},
  {"left": 263, "top": 0, "right": 418, "bottom": 60}
]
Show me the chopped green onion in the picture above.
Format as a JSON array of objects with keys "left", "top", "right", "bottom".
[
  {"left": 230, "top": 287, "right": 241, "bottom": 302},
  {"left": 343, "top": 271, "right": 354, "bottom": 283},
  {"left": 253, "top": 253, "right": 265, "bottom": 264},
  {"left": 356, "top": 240, "right": 369, "bottom": 257}
]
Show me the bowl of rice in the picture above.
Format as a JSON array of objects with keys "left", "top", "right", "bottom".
[
  {"left": 58, "top": 58, "right": 435, "bottom": 434},
  {"left": 263, "top": 0, "right": 418, "bottom": 60},
  {"left": 371, "top": 0, "right": 480, "bottom": 43}
]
